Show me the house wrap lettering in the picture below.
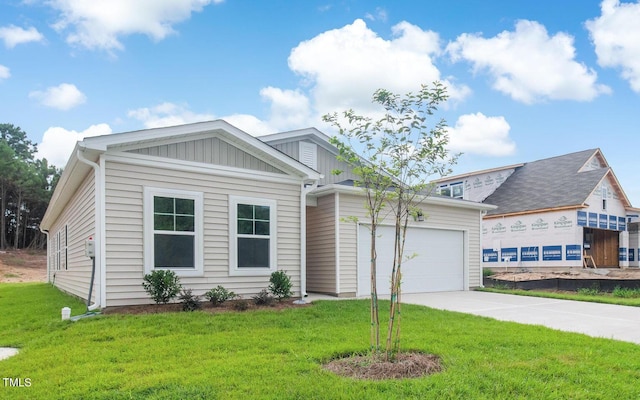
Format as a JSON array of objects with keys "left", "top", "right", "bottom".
[
  {"left": 554, "top": 216, "right": 573, "bottom": 229},
  {"left": 491, "top": 223, "right": 506, "bottom": 234},
  {"left": 510, "top": 220, "right": 526, "bottom": 232},
  {"left": 531, "top": 218, "right": 548, "bottom": 231}
]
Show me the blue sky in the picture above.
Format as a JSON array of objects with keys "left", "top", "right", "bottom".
[{"left": 1, "top": 0, "right": 639, "bottom": 205}]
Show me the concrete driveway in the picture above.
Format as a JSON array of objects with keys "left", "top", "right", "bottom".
[{"left": 401, "top": 291, "right": 640, "bottom": 345}]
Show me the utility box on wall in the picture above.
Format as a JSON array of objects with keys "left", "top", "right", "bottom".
[{"left": 85, "top": 236, "right": 95, "bottom": 259}]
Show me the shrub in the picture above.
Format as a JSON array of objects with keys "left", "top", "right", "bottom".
[
  {"left": 142, "top": 270, "right": 181, "bottom": 304},
  {"left": 482, "top": 268, "right": 494, "bottom": 278},
  {"left": 205, "top": 285, "right": 237, "bottom": 306},
  {"left": 252, "top": 289, "right": 275, "bottom": 306},
  {"left": 577, "top": 286, "right": 600, "bottom": 296},
  {"left": 233, "top": 298, "right": 249, "bottom": 311},
  {"left": 269, "top": 270, "right": 293, "bottom": 301},
  {"left": 179, "top": 288, "right": 202, "bottom": 312},
  {"left": 612, "top": 286, "right": 640, "bottom": 298}
]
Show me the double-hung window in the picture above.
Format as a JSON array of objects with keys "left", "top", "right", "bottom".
[
  {"left": 144, "top": 187, "right": 203, "bottom": 277},
  {"left": 229, "top": 196, "right": 277, "bottom": 276}
]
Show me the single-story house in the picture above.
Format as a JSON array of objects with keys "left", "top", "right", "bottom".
[
  {"left": 41, "top": 120, "right": 495, "bottom": 307},
  {"left": 434, "top": 149, "right": 640, "bottom": 270},
  {"left": 260, "top": 128, "right": 494, "bottom": 297}
]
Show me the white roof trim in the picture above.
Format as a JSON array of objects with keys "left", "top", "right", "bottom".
[
  {"left": 309, "top": 184, "right": 497, "bottom": 211},
  {"left": 80, "top": 120, "right": 321, "bottom": 180}
]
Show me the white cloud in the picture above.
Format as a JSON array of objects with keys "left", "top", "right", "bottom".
[
  {"left": 586, "top": 0, "right": 640, "bottom": 92},
  {"left": 49, "top": 0, "right": 221, "bottom": 52},
  {"left": 259, "top": 87, "right": 311, "bottom": 130},
  {"left": 128, "top": 102, "right": 214, "bottom": 128},
  {"left": 447, "top": 113, "right": 516, "bottom": 156},
  {"left": 223, "top": 114, "right": 276, "bottom": 136},
  {"left": 37, "top": 123, "right": 112, "bottom": 167},
  {"left": 0, "top": 25, "right": 44, "bottom": 48},
  {"left": 365, "top": 7, "right": 388, "bottom": 22},
  {"left": 0, "top": 65, "right": 9, "bottom": 80},
  {"left": 287, "top": 19, "right": 470, "bottom": 117},
  {"left": 29, "top": 83, "right": 86, "bottom": 110},
  {"left": 447, "top": 20, "right": 610, "bottom": 103}
]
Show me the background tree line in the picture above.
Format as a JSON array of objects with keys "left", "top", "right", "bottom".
[{"left": 0, "top": 123, "right": 61, "bottom": 250}]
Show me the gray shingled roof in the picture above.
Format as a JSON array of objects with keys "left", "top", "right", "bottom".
[{"left": 484, "top": 149, "right": 607, "bottom": 216}]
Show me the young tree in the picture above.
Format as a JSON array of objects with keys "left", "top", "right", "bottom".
[{"left": 323, "top": 82, "right": 457, "bottom": 360}]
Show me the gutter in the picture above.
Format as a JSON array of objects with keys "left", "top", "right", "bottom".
[
  {"left": 76, "top": 147, "right": 101, "bottom": 311},
  {"left": 39, "top": 228, "right": 51, "bottom": 283},
  {"left": 300, "top": 180, "right": 318, "bottom": 297}
]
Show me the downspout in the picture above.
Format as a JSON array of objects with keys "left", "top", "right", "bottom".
[
  {"left": 40, "top": 228, "right": 51, "bottom": 283},
  {"left": 76, "top": 147, "right": 101, "bottom": 311},
  {"left": 479, "top": 210, "right": 487, "bottom": 287},
  {"left": 300, "top": 180, "right": 318, "bottom": 297}
]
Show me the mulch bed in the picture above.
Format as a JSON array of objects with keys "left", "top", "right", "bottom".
[
  {"left": 324, "top": 352, "right": 443, "bottom": 380},
  {"left": 102, "top": 298, "right": 310, "bottom": 315}
]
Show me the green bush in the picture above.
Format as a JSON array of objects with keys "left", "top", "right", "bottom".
[
  {"left": 252, "top": 289, "right": 275, "bottom": 306},
  {"left": 179, "top": 288, "right": 202, "bottom": 311},
  {"left": 483, "top": 268, "right": 494, "bottom": 277},
  {"left": 233, "top": 298, "right": 249, "bottom": 311},
  {"left": 612, "top": 286, "right": 640, "bottom": 298},
  {"left": 205, "top": 285, "right": 237, "bottom": 306},
  {"left": 577, "top": 286, "right": 600, "bottom": 296},
  {"left": 269, "top": 270, "right": 293, "bottom": 301},
  {"left": 142, "top": 270, "right": 181, "bottom": 304}
]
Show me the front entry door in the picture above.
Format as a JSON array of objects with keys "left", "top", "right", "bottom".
[{"left": 589, "top": 229, "right": 619, "bottom": 268}]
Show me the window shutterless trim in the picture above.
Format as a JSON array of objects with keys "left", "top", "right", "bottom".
[
  {"left": 229, "top": 195, "right": 277, "bottom": 276},
  {"left": 143, "top": 187, "right": 204, "bottom": 277}
]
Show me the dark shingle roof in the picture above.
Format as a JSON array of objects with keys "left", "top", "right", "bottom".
[{"left": 484, "top": 149, "right": 607, "bottom": 216}]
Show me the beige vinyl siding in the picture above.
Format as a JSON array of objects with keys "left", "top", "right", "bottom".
[
  {"left": 49, "top": 170, "right": 96, "bottom": 302},
  {"left": 128, "top": 137, "right": 286, "bottom": 174},
  {"left": 104, "top": 159, "right": 302, "bottom": 307},
  {"left": 270, "top": 140, "right": 358, "bottom": 185},
  {"left": 306, "top": 194, "right": 336, "bottom": 294},
  {"left": 338, "top": 193, "right": 483, "bottom": 294}
]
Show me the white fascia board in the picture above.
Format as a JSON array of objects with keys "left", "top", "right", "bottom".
[
  {"left": 259, "top": 127, "right": 338, "bottom": 155},
  {"left": 309, "top": 184, "right": 497, "bottom": 212},
  {"left": 81, "top": 120, "right": 322, "bottom": 181},
  {"left": 104, "top": 152, "right": 310, "bottom": 185},
  {"left": 40, "top": 144, "right": 93, "bottom": 230}
]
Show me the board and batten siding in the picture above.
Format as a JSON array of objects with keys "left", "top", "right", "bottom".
[
  {"left": 104, "top": 159, "right": 302, "bottom": 307},
  {"left": 305, "top": 194, "right": 336, "bottom": 294},
  {"left": 128, "top": 137, "right": 286, "bottom": 175},
  {"left": 49, "top": 170, "right": 96, "bottom": 303},
  {"left": 338, "top": 193, "right": 483, "bottom": 295},
  {"left": 270, "top": 140, "right": 359, "bottom": 186}
]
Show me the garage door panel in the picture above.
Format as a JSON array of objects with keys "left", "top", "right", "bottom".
[{"left": 357, "top": 225, "right": 464, "bottom": 296}]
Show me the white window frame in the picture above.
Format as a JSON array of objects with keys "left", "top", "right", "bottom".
[
  {"left": 229, "top": 195, "right": 277, "bottom": 276},
  {"left": 143, "top": 187, "right": 204, "bottom": 277},
  {"left": 438, "top": 182, "right": 464, "bottom": 199}
]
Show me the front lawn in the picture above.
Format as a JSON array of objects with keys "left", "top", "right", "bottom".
[
  {"left": 2, "top": 283, "right": 640, "bottom": 399},
  {"left": 480, "top": 287, "right": 640, "bottom": 307}
]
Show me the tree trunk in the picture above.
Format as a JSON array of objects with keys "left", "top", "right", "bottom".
[
  {"left": 0, "top": 182, "right": 6, "bottom": 250},
  {"left": 22, "top": 208, "right": 29, "bottom": 250},
  {"left": 14, "top": 191, "right": 22, "bottom": 249},
  {"left": 370, "top": 223, "right": 380, "bottom": 351}
]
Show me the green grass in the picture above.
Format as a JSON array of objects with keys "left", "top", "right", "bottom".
[
  {"left": 480, "top": 287, "right": 640, "bottom": 307},
  {"left": 2, "top": 283, "right": 640, "bottom": 399}
]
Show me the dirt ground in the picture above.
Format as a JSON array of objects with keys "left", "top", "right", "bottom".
[
  {"left": 490, "top": 268, "right": 640, "bottom": 282},
  {"left": 0, "top": 249, "right": 47, "bottom": 283}
]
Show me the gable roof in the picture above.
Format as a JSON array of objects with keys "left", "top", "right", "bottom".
[
  {"left": 483, "top": 148, "right": 632, "bottom": 216},
  {"left": 259, "top": 127, "right": 337, "bottom": 154},
  {"left": 41, "top": 120, "right": 322, "bottom": 231}
]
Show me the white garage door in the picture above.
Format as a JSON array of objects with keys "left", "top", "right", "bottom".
[{"left": 357, "top": 225, "right": 464, "bottom": 296}]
